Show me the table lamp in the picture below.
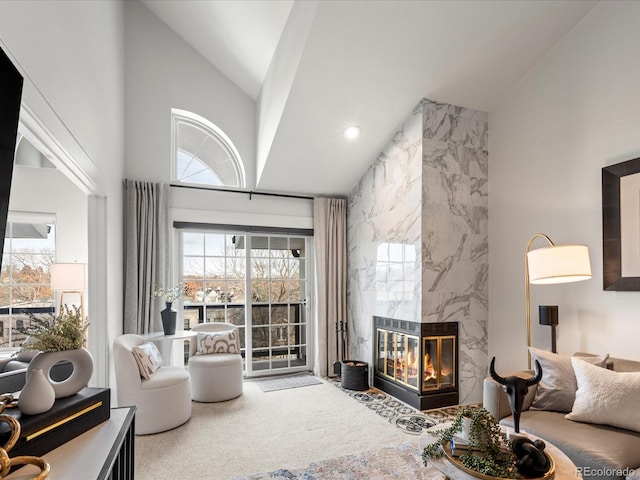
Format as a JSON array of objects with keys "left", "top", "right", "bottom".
[
  {"left": 50, "top": 263, "right": 87, "bottom": 320},
  {"left": 525, "top": 234, "right": 591, "bottom": 368}
]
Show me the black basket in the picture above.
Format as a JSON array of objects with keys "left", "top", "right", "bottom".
[{"left": 341, "top": 360, "right": 369, "bottom": 391}]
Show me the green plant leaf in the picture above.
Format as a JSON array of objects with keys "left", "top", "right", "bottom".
[
  {"left": 20, "top": 305, "right": 89, "bottom": 352},
  {"left": 421, "top": 406, "right": 519, "bottom": 479}
]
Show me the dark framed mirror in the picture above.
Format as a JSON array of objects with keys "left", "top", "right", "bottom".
[{"left": 602, "top": 156, "right": 640, "bottom": 290}]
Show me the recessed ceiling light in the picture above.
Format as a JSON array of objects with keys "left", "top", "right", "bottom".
[{"left": 343, "top": 125, "right": 361, "bottom": 140}]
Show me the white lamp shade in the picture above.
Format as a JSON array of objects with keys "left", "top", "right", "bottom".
[
  {"left": 50, "top": 263, "right": 87, "bottom": 291},
  {"left": 527, "top": 244, "right": 591, "bottom": 285}
]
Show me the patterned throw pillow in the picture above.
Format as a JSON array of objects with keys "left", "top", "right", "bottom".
[
  {"left": 131, "top": 342, "right": 163, "bottom": 380},
  {"left": 196, "top": 330, "right": 239, "bottom": 355}
]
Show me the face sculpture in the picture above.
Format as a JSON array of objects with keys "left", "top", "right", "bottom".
[{"left": 489, "top": 357, "right": 542, "bottom": 433}]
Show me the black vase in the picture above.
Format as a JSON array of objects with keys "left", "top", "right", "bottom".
[{"left": 161, "top": 302, "right": 177, "bottom": 335}]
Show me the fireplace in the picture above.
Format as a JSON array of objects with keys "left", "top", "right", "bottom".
[{"left": 373, "top": 316, "right": 458, "bottom": 410}]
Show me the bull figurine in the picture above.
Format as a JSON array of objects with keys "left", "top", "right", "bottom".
[{"left": 489, "top": 357, "right": 542, "bottom": 433}]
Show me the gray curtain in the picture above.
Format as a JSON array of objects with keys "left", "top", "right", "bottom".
[
  {"left": 313, "top": 197, "right": 347, "bottom": 377},
  {"left": 123, "top": 180, "right": 169, "bottom": 334}
]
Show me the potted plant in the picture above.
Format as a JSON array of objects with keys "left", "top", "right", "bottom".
[
  {"left": 422, "top": 406, "right": 520, "bottom": 479},
  {"left": 153, "top": 282, "right": 186, "bottom": 335},
  {"left": 19, "top": 305, "right": 93, "bottom": 409},
  {"left": 22, "top": 304, "right": 89, "bottom": 352}
]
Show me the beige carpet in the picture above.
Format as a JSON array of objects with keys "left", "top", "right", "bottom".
[{"left": 135, "top": 378, "right": 416, "bottom": 480}]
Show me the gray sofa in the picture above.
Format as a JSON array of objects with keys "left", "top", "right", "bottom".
[{"left": 483, "top": 355, "right": 640, "bottom": 480}]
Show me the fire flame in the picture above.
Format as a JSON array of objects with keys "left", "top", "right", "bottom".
[
  {"left": 422, "top": 352, "right": 452, "bottom": 381},
  {"left": 424, "top": 353, "right": 436, "bottom": 380},
  {"left": 398, "top": 349, "right": 452, "bottom": 384}
]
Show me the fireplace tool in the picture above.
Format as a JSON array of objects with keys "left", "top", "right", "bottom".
[{"left": 332, "top": 320, "right": 347, "bottom": 375}]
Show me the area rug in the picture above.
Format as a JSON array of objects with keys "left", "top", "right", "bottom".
[
  {"left": 330, "top": 378, "right": 479, "bottom": 435},
  {"left": 135, "top": 381, "right": 411, "bottom": 480},
  {"left": 232, "top": 441, "right": 442, "bottom": 480},
  {"left": 253, "top": 372, "right": 323, "bottom": 392}
]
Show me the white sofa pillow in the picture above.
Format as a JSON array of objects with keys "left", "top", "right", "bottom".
[
  {"left": 196, "top": 330, "right": 239, "bottom": 355},
  {"left": 131, "top": 342, "right": 163, "bottom": 380},
  {"left": 528, "top": 347, "right": 608, "bottom": 412},
  {"left": 566, "top": 357, "right": 640, "bottom": 433}
]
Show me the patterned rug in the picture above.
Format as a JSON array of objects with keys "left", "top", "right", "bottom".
[
  {"left": 253, "top": 373, "right": 323, "bottom": 392},
  {"left": 233, "top": 441, "right": 442, "bottom": 480},
  {"left": 330, "top": 378, "right": 478, "bottom": 435}
]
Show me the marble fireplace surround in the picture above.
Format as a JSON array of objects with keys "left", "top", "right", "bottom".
[{"left": 346, "top": 98, "right": 488, "bottom": 405}]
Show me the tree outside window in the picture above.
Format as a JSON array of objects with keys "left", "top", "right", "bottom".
[{"left": 0, "top": 221, "right": 56, "bottom": 348}]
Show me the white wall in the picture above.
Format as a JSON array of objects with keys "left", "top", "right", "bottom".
[
  {"left": 0, "top": 0, "right": 125, "bottom": 388},
  {"left": 257, "top": 0, "right": 318, "bottom": 184},
  {"left": 171, "top": 189, "right": 313, "bottom": 230},
  {"left": 489, "top": 1, "right": 640, "bottom": 370},
  {"left": 0, "top": 1, "right": 124, "bottom": 187},
  {"left": 124, "top": 1, "right": 256, "bottom": 189}
]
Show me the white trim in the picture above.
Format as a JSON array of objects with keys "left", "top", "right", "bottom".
[
  {"left": 170, "top": 109, "right": 178, "bottom": 184},
  {"left": 14, "top": 133, "right": 23, "bottom": 158},
  {"left": 18, "top": 105, "right": 101, "bottom": 196},
  {"left": 7, "top": 211, "right": 56, "bottom": 224},
  {"left": 305, "top": 237, "right": 316, "bottom": 376},
  {"left": 88, "top": 196, "right": 109, "bottom": 387}
]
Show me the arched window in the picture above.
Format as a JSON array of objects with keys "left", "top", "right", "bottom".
[{"left": 171, "top": 109, "right": 245, "bottom": 188}]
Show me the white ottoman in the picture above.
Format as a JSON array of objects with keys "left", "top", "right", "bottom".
[{"left": 188, "top": 353, "right": 243, "bottom": 402}]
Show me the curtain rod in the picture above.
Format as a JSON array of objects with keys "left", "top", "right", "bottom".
[{"left": 169, "top": 183, "right": 313, "bottom": 200}]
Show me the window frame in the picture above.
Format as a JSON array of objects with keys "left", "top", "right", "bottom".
[
  {"left": 177, "top": 227, "right": 314, "bottom": 377},
  {"left": 171, "top": 109, "right": 246, "bottom": 189}
]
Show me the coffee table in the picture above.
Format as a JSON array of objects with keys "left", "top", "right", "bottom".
[
  {"left": 141, "top": 330, "right": 197, "bottom": 366},
  {"left": 421, "top": 426, "right": 581, "bottom": 480}
]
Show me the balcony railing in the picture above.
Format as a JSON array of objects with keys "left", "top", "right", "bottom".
[{"left": 182, "top": 302, "right": 304, "bottom": 361}]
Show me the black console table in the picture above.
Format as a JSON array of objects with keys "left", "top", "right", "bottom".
[{"left": 6, "top": 406, "right": 135, "bottom": 480}]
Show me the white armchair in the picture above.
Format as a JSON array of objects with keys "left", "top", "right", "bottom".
[
  {"left": 188, "top": 322, "right": 243, "bottom": 402},
  {"left": 113, "top": 334, "right": 191, "bottom": 435}
]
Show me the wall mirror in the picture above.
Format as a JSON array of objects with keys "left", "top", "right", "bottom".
[{"left": 602, "top": 156, "right": 640, "bottom": 290}]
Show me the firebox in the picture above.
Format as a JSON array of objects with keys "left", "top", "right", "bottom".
[{"left": 373, "top": 316, "right": 458, "bottom": 410}]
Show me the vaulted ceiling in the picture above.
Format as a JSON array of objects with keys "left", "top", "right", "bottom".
[{"left": 141, "top": 0, "right": 597, "bottom": 196}]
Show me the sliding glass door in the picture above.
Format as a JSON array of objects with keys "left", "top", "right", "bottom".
[{"left": 181, "top": 230, "right": 311, "bottom": 377}]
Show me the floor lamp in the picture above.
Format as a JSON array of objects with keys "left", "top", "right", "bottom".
[
  {"left": 50, "top": 263, "right": 87, "bottom": 321},
  {"left": 525, "top": 234, "right": 591, "bottom": 368}
]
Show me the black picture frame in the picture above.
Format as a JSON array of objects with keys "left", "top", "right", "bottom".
[{"left": 602, "top": 156, "right": 640, "bottom": 290}]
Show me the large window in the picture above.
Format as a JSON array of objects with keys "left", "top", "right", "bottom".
[
  {"left": 181, "top": 229, "right": 311, "bottom": 377},
  {"left": 182, "top": 232, "right": 247, "bottom": 346},
  {"left": 0, "top": 214, "right": 56, "bottom": 348},
  {"left": 172, "top": 109, "right": 245, "bottom": 188}
]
